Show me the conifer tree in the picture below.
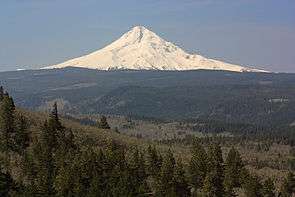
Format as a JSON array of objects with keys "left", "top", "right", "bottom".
[
  {"left": 146, "top": 145, "right": 162, "bottom": 178},
  {"left": 203, "top": 144, "right": 225, "bottom": 197},
  {"left": 32, "top": 135, "right": 56, "bottom": 196},
  {"left": 97, "top": 115, "right": 111, "bottom": 129},
  {"left": 50, "top": 102, "right": 62, "bottom": 130},
  {"left": 189, "top": 139, "right": 208, "bottom": 191},
  {"left": 71, "top": 148, "right": 100, "bottom": 196},
  {"left": 224, "top": 147, "right": 244, "bottom": 196},
  {"left": 174, "top": 158, "right": 190, "bottom": 197},
  {"left": 22, "top": 150, "right": 39, "bottom": 196},
  {"left": 31, "top": 102, "right": 65, "bottom": 197},
  {"left": 88, "top": 149, "right": 106, "bottom": 197},
  {"left": 0, "top": 86, "right": 4, "bottom": 101},
  {"left": 14, "top": 113, "right": 30, "bottom": 155},
  {"left": 129, "top": 147, "right": 148, "bottom": 195},
  {"left": 242, "top": 175, "right": 263, "bottom": 197},
  {"left": 156, "top": 149, "right": 176, "bottom": 196},
  {"left": 0, "top": 93, "right": 16, "bottom": 171},
  {"left": 0, "top": 170, "right": 14, "bottom": 197},
  {"left": 280, "top": 172, "right": 295, "bottom": 197},
  {"left": 54, "top": 141, "right": 77, "bottom": 197},
  {"left": 262, "top": 178, "right": 276, "bottom": 197}
]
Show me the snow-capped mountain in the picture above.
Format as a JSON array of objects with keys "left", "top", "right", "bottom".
[{"left": 44, "top": 26, "right": 266, "bottom": 72}]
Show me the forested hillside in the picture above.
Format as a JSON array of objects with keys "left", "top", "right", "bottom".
[
  {"left": 1, "top": 86, "right": 295, "bottom": 196},
  {"left": 1, "top": 68, "right": 295, "bottom": 127}
]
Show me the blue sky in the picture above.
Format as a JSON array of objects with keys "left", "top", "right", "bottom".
[{"left": 0, "top": 0, "right": 294, "bottom": 72}]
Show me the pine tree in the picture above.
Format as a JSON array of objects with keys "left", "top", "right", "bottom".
[
  {"left": 97, "top": 115, "right": 110, "bottom": 129},
  {"left": 280, "top": 172, "right": 295, "bottom": 197},
  {"left": 262, "top": 178, "right": 276, "bottom": 197},
  {"left": 174, "top": 158, "right": 190, "bottom": 197},
  {"left": 22, "top": 150, "right": 39, "bottom": 196},
  {"left": 0, "top": 93, "right": 16, "bottom": 171},
  {"left": 0, "top": 86, "right": 4, "bottom": 101},
  {"left": 129, "top": 147, "right": 149, "bottom": 195},
  {"left": 156, "top": 149, "right": 176, "bottom": 197},
  {"left": 203, "top": 144, "right": 225, "bottom": 197},
  {"left": 31, "top": 136, "right": 56, "bottom": 196},
  {"left": 32, "top": 110, "right": 64, "bottom": 196},
  {"left": 50, "top": 102, "right": 62, "bottom": 130},
  {"left": 146, "top": 145, "right": 162, "bottom": 178},
  {"left": 14, "top": 113, "right": 30, "bottom": 155},
  {"left": 54, "top": 142, "right": 77, "bottom": 197},
  {"left": 0, "top": 169, "right": 14, "bottom": 197},
  {"left": 72, "top": 148, "right": 102, "bottom": 196},
  {"left": 224, "top": 147, "right": 244, "bottom": 196},
  {"left": 189, "top": 139, "right": 208, "bottom": 192},
  {"left": 242, "top": 175, "right": 263, "bottom": 197},
  {"left": 88, "top": 150, "right": 106, "bottom": 197},
  {"left": 105, "top": 142, "right": 137, "bottom": 196}
]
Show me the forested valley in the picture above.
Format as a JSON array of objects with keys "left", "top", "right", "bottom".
[{"left": 1, "top": 85, "right": 295, "bottom": 196}]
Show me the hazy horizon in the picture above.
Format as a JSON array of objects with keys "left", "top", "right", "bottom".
[{"left": 1, "top": 0, "right": 294, "bottom": 73}]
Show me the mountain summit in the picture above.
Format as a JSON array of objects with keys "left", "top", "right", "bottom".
[{"left": 44, "top": 26, "right": 266, "bottom": 72}]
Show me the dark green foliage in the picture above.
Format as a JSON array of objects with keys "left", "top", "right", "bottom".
[
  {"left": 262, "top": 178, "right": 276, "bottom": 197},
  {"left": 146, "top": 145, "right": 162, "bottom": 178},
  {"left": 203, "top": 144, "right": 225, "bottom": 197},
  {"left": 2, "top": 69, "right": 295, "bottom": 131},
  {"left": 49, "top": 102, "right": 63, "bottom": 131},
  {"left": 242, "top": 175, "right": 263, "bottom": 197},
  {"left": 224, "top": 147, "right": 244, "bottom": 196},
  {"left": 280, "top": 172, "right": 295, "bottom": 197},
  {"left": 28, "top": 103, "right": 68, "bottom": 196},
  {"left": 97, "top": 115, "right": 111, "bottom": 129},
  {"left": 0, "top": 87, "right": 30, "bottom": 159},
  {"left": 14, "top": 113, "right": 30, "bottom": 155},
  {"left": 189, "top": 139, "right": 208, "bottom": 191},
  {"left": 0, "top": 170, "right": 13, "bottom": 197},
  {"left": 156, "top": 149, "right": 177, "bottom": 196},
  {"left": 0, "top": 88, "right": 293, "bottom": 197},
  {"left": 0, "top": 86, "right": 3, "bottom": 101},
  {"left": 174, "top": 159, "right": 190, "bottom": 197},
  {"left": 32, "top": 131, "right": 56, "bottom": 196},
  {"left": 0, "top": 92, "right": 16, "bottom": 171},
  {"left": 129, "top": 147, "right": 149, "bottom": 194},
  {"left": 0, "top": 93, "right": 15, "bottom": 149}
]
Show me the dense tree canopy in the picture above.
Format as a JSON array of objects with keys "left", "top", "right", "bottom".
[{"left": 0, "top": 86, "right": 294, "bottom": 196}]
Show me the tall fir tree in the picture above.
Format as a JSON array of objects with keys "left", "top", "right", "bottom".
[
  {"left": 242, "top": 175, "right": 263, "bottom": 197},
  {"left": 146, "top": 145, "right": 162, "bottom": 178},
  {"left": 88, "top": 149, "right": 107, "bottom": 197},
  {"left": 32, "top": 122, "right": 57, "bottom": 196},
  {"left": 262, "top": 178, "right": 276, "bottom": 197},
  {"left": 0, "top": 93, "right": 16, "bottom": 172},
  {"left": 189, "top": 139, "right": 208, "bottom": 192},
  {"left": 0, "top": 86, "right": 4, "bottom": 101},
  {"left": 156, "top": 149, "right": 177, "bottom": 197},
  {"left": 14, "top": 113, "right": 30, "bottom": 155},
  {"left": 50, "top": 102, "right": 62, "bottom": 130},
  {"left": 0, "top": 169, "right": 14, "bottom": 197},
  {"left": 129, "top": 146, "right": 149, "bottom": 195},
  {"left": 224, "top": 147, "right": 244, "bottom": 196},
  {"left": 29, "top": 103, "right": 66, "bottom": 196},
  {"left": 174, "top": 158, "right": 190, "bottom": 197},
  {"left": 280, "top": 172, "right": 295, "bottom": 197},
  {"left": 203, "top": 144, "right": 225, "bottom": 197},
  {"left": 97, "top": 115, "right": 111, "bottom": 129}
]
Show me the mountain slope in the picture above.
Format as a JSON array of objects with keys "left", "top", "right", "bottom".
[{"left": 44, "top": 26, "right": 266, "bottom": 72}]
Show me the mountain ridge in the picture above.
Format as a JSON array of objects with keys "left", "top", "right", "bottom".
[{"left": 44, "top": 26, "right": 267, "bottom": 72}]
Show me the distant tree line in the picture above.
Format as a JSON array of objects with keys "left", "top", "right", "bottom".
[{"left": 0, "top": 86, "right": 295, "bottom": 196}]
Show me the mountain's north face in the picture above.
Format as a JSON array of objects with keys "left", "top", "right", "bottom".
[{"left": 44, "top": 26, "right": 266, "bottom": 72}]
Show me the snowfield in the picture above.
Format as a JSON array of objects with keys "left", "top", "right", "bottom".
[{"left": 44, "top": 26, "right": 266, "bottom": 72}]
